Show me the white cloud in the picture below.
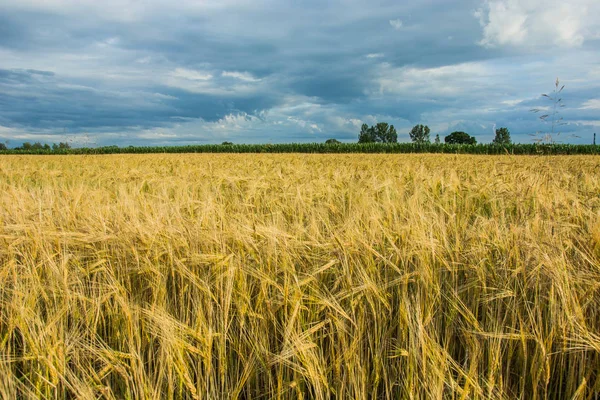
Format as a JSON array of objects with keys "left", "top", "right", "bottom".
[
  {"left": 327, "top": 116, "right": 364, "bottom": 132},
  {"left": 389, "top": 19, "right": 403, "bottom": 30},
  {"left": 171, "top": 68, "right": 213, "bottom": 81},
  {"left": 0, "top": 125, "right": 69, "bottom": 143},
  {"left": 132, "top": 113, "right": 264, "bottom": 143},
  {"left": 372, "top": 62, "right": 490, "bottom": 96},
  {"left": 164, "top": 68, "right": 267, "bottom": 96},
  {"left": 572, "top": 120, "right": 600, "bottom": 127},
  {"left": 221, "top": 71, "right": 260, "bottom": 82},
  {"left": 0, "top": 125, "right": 23, "bottom": 136},
  {"left": 136, "top": 131, "right": 178, "bottom": 140},
  {"left": 501, "top": 99, "right": 524, "bottom": 106},
  {"left": 366, "top": 53, "right": 384, "bottom": 59},
  {"left": 531, "top": 106, "right": 551, "bottom": 112},
  {"left": 361, "top": 115, "right": 379, "bottom": 125},
  {"left": 580, "top": 99, "right": 600, "bottom": 110},
  {"left": 475, "top": 0, "right": 600, "bottom": 48},
  {"left": 150, "top": 92, "right": 178, "bottom": 100},
  {"left": 133, "top": 110, "right": 325, "bottom": 143},
  {"left": 216, "top": 113, "right": 262, "bottom": 131}
]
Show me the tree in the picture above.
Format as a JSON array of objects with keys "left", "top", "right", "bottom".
[
  {"left": 325, "top": 138, "right": 341, "bottom": 144},
  {"left": 492, "top": 127, "right": 511, "bottom": 145},
  {"left": 409, "top": 124, "right": 430, "bottom": 143},
  {"left": 358, "top": 124, "right": 376, "bottom": 143},
  {"left": 0, "top": 143, "right": 6, "bottom": 151},
  {"left": 22, "top": 142, "right": 32, "bottom": 150},
  {"left": 358, "top": 123, "right": 397, "bottom": 143},
  {"left": 221, "top": 141, "right": 233, "bottom": 145},
  {"left": 52, "top": 142, "right": 71, "bottom": 150},
  {"left": 445, "top": 131, "right": 477, "bottom": 145},
  {"left": 434, "top": 134, "right": 440, "bottom": 144},
  {"left": 374, "top": 122, "right": 397, "bottom": 143}
]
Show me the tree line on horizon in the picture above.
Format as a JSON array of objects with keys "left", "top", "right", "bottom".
[
  {"left": 353, "top": 123, "right": 511, "bottom": 145},
  {"left": 0, "top": 141, "right": 72, "bottom": 151}
]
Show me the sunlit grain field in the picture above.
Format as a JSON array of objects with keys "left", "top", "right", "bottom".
[{"left": 1, "top": 154, "right": 600, "bottom": 399}]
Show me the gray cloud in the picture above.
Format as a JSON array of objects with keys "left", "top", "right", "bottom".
[{"left": 0, "top": 0, "right": 599, "bottom": 146}]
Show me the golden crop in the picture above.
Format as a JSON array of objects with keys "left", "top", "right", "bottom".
[{"left": 1, "top": 154, "right": 599, "bottom": 399}]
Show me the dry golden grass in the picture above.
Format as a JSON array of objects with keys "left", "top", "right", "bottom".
[{"left": 1, "top": 154, "right": 600, "bottom": 399}]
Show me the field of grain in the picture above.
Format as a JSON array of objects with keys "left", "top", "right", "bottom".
[{"left": 1, "top": 154, "right": 599, "bottom": 399}]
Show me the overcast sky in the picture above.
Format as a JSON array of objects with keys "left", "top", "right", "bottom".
[{"left": 1, "top": 0, "right": 599, "bottom": 146}]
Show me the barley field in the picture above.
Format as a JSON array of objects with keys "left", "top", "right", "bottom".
[{"left": 1, "top": 154, "right": 599, "bottom": 399}]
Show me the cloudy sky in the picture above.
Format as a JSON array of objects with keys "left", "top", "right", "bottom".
[{"left": 1, "top": 0, "right": 599, "bottom": 146}]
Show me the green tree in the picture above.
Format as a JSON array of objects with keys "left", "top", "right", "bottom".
[
  {"left": 22, "top": 142, "right": 32, "bottom": 150},
  {"left": 325, "top": 138, "right": 341, "bottom": 144},
  {"left": 52, "top": 142, "right": 71, "bottom": 150},
  {"left": 493, "top": 127, "right": 511, "bottom": 145},
  {"left": 434, "top": 134, "right": 440, "bottom": 144},
  {"left": 445, "top": 131, "right": 477, "bottom": 145},
  {"left": 358, "top": 123, "right": 397, "bottom": 143},
  {"left": 221, "top": 141, "right": 233, "bottom": 145},
  {"left": 0, "top": 143, "right": 6, "bottom": 151},
  {"left": 358, "top": 124, "right": 376, "bottom": 143},
  {"left": 374, "top": 122, "right": 397, "bottom": 143},
  {"left": 409, "top": 124, "right": 431, "bottom": 143}
]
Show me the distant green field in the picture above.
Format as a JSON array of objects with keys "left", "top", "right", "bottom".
[{"left": 1, "top": 142, "right": 600, "bottom": 155}]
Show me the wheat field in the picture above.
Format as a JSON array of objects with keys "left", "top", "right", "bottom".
[{"left": 0, "top": 154, "right": 599, "bottom": 399}]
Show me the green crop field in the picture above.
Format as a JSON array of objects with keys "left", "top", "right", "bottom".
[{"left": 1, "top": 142, "right": 600, "bottom": 155}]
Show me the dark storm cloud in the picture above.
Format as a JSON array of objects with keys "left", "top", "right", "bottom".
[
  {"left": 0, "top": 0, "right": 599, "bottom": 145},
  {"left": 0, "top": 68, "right": 283, "bottom": 134},
  {"left": 0, "top": 68, "right": 169, "bottom": 128}
]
